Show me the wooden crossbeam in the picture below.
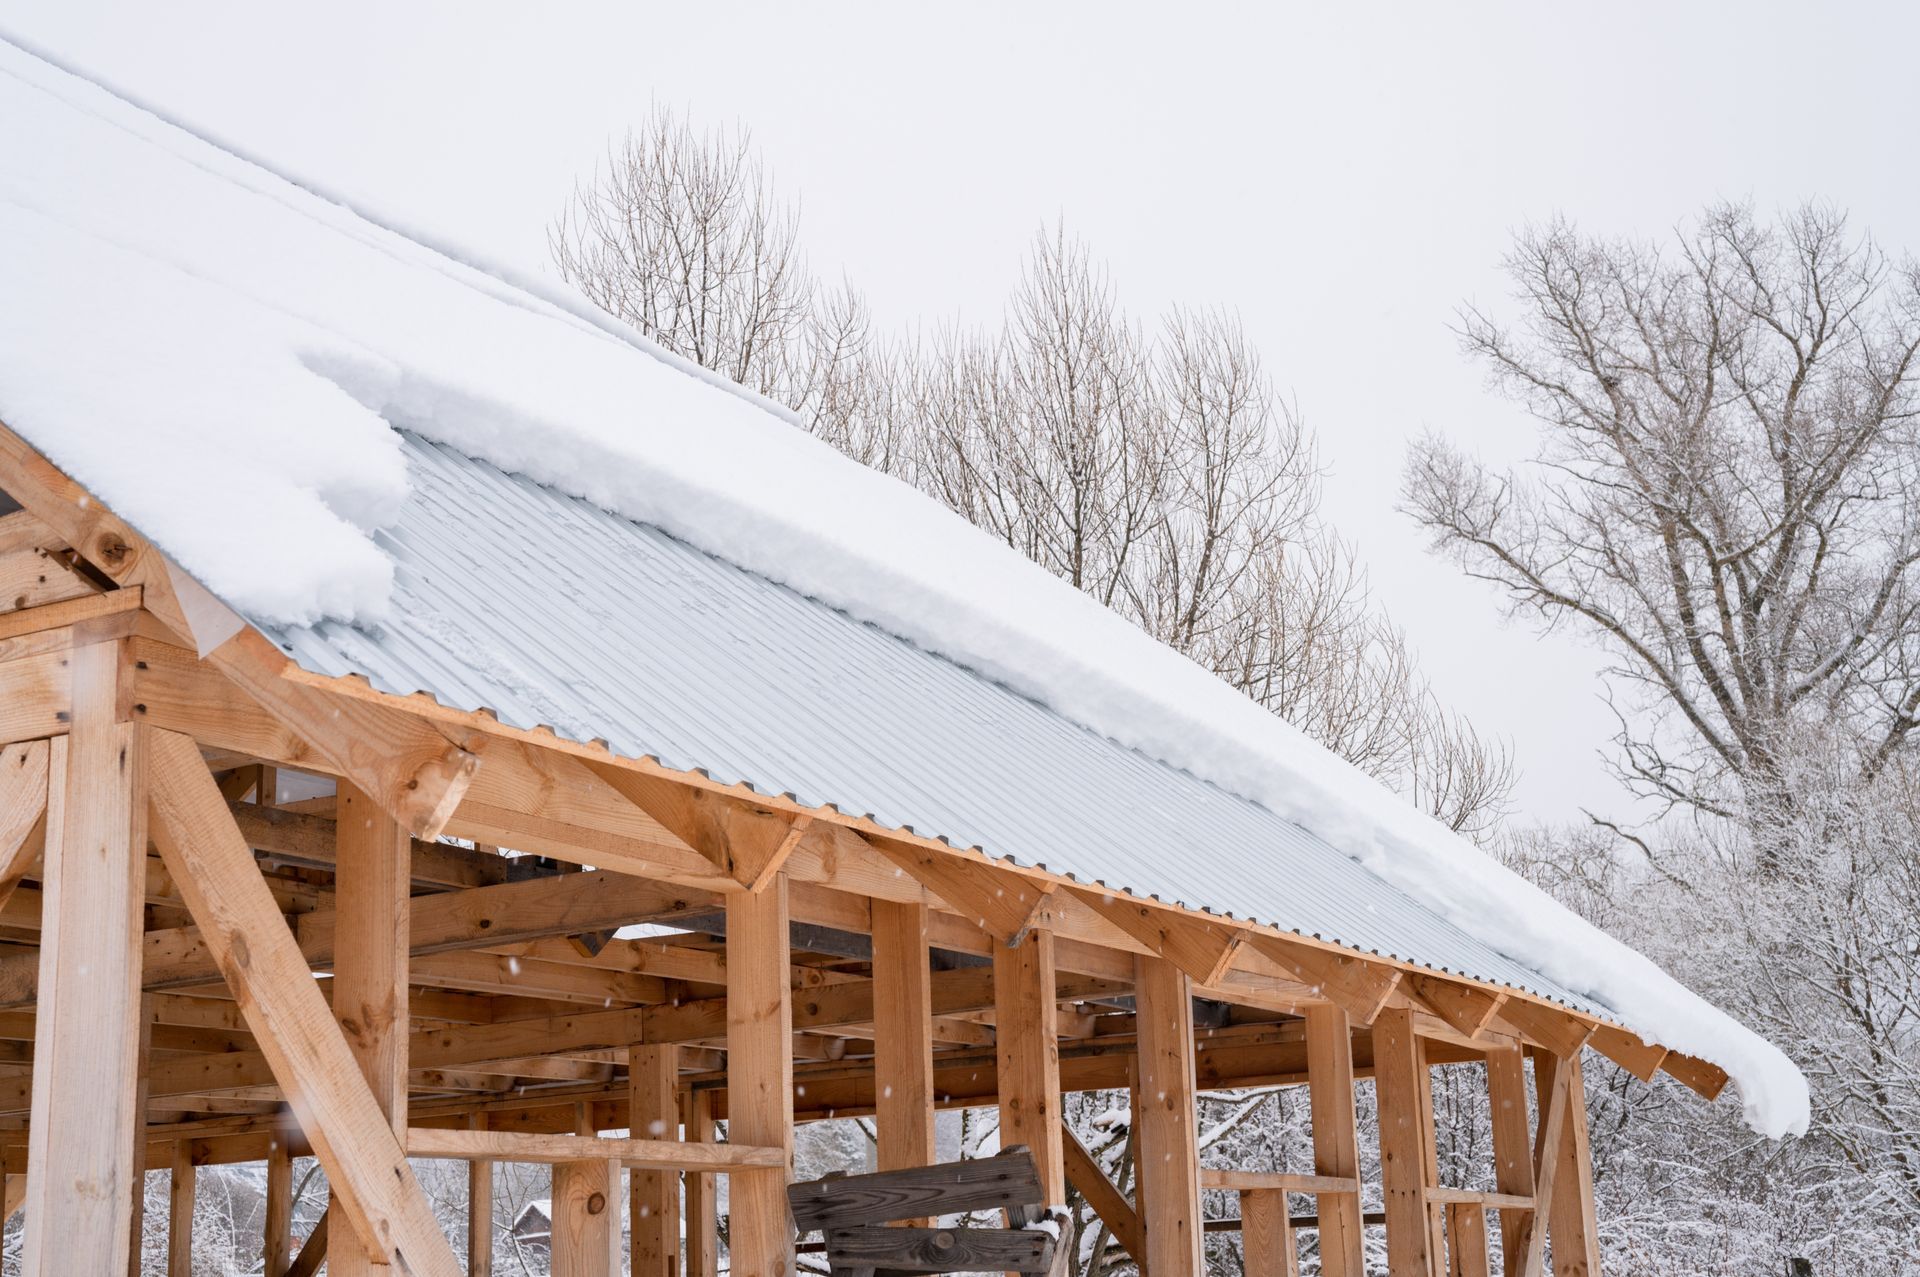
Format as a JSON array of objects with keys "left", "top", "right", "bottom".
[
  {"left": 1589, "top": 1023, "right": 1667, "bottom": 1083},
  {"left": 145, "top": 726, "right": 462, "bottom": 1276},
  {"left": 407, "top": 1125, "right": 783, "bottom": 1170}
]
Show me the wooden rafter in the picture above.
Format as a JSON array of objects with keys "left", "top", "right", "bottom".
[
  {"left": 873, "top": 840, "right": 1054, "bottom": 945},
  {"left": 1068, "top": 885, "right": 1241, "bottom": 985},
  {"left": 1242, "top": 933, "right": 1401, "bottom": 1026},
  {"left": 1409, "top": 974, "right": 1507, "bottom": 1041},
  {"left": 587, "top": 759, "right": 808, "bottom": 891}
]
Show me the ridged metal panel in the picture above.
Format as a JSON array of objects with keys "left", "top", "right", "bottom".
[{"left": 271, "top": 435, "right": 1610, "bottom": 1017}]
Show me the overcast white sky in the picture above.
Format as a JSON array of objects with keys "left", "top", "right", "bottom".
[{"left": 9, "top": 2, "right": 1917, "bottom": 823}]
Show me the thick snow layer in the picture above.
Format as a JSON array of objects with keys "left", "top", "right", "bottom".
[{"left": 0, "top": 37, "right": 1809, "bottom": 1137}]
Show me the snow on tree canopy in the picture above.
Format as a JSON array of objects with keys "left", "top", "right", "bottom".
[{"left": 0, "top": 36, "right": 1809, "bottom": 1137}]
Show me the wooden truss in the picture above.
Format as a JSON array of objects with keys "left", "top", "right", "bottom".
[{"left": 0, "top": 423, "right": 1727, "bottom": 1275}]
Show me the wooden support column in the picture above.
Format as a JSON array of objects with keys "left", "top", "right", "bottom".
[
  {"left": 168, "top": 1140, "right": 196, "bottom": 1277},
  {"left": 1305, "top": 1003, "right": 1366, "bottom": 1277},
  {"left": 265, "top": 1137, "right": 294, "bottom": 1277},
  {"left": 682, "top": 1087, "right": 719, "bottom": 1277},
  {"left": 466, "top": 1111, "right": 494, "bottom": 1277},
  {"left": 1484, "top": 1044, "right": 1534, "bottom": 1269},
  {"left": 23, "top": 644, "right": 147, "bottom": 1276},
  {"left": 1444, "top": 1203, "right": 1490, "bottom": 1277},
  {"left": 629, "top": 1044, "right": 682, "bottom": 1277},
  {"left": 726, "top": 875, "right": 795, "bottom": 1277},
  {"left": 1134, "top": 953, "right": 1202, "bottom": 1277},
  {"left": 872, "top": 898, "right": 936, "bottom": 1176},
  {"left": 128, "top": 994, "right": 156, "bottom": 1277},
  {"left": 1514, "top": 1050, "right": 1574, "bottom": 1277},
  {"left": 1372, "top": 1007, "right": 1436, "bottom": 1277},
  {"left": 1541, "top": 1053, "right": 1600, "bottom": 1277},
  {"left": 330, "top": 779, "right": 413, "bottom": 1277},
  {"left": 995, "top": 927, "right": 1064, "bottom": 1205},
  {"left": 1240, "top": 1188, "right": 1299, "bottom": 1276},
  {"left": 551, "top": 1156, "right": 621, "bottom": 1277}
]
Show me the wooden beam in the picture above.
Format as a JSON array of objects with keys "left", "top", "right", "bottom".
[
  {"left": 1444, "top": 1202, "right": 1491, "bottom": 1277},
  {"left": 1589, "top": 1024, "right": 1667, "bottom": 1084},
  {"left": 1484, "top": 1043, "right": 1535, "bottom": 1270},
  {"left": 264, "top": 1137, "right": 294, "bottom": 1277},
  {"left": 168, "top": 1141, "right": 196, "bottom": 1277},
  {"left": 0, "top": 740, "right": 47, "bottom": 914},
  {"left": 1304, "top": 1003, "right": 1365, "bottom": 1277},
  {"left": 145, "top": 727, "right": 461, "bottom": 1276},
  {"left": 1513, "top": 1050, "right": 1573, "bottom": 1277},
  {"left": 1243, "top": 934, "right": 1400, "bottom": 1027},
  {"left": 1060, "top": 1120, "right": 1145, "bottom": 1263},
  {"left": 330, "top": 780, "right": 413, "bottom": 1277},
  {"left": 996, "top": 927, "right": 1065, "bottom": 1204},
  {"left": 1410, "top": 975, "right": 1507, "bottom": 1041},
  {"left": 1069, "top": 887, "right": 1240, "bottom": 985},
  {"left": 1135, "top": 953, "right": 1202, "bottom": 1277},
  {"left": 628, "top": 1045, "right": 681, "bottom": 1277},
  {"left": 874, "top": 840, "right": 1054, "bottom": 945},
  {"left": 23, "top": 647, "right": 147, "bottom": 1277},
  {"left": 551, "top": 1156, "right": 621, "bottom": 1277},
  {"left": 726, "top": 875, "right": 796, "bottom": 1277},
  {"left": 1240, "top": 1188, "right": 1299, "bottom": 1277},
  {"left": 683, "top": 1087, "right": 719, "bottom": 1277},
  {"left": 587, "top": 760, "right": 806, "bottom": 891},
  {"left": 1371, "top": 1007, "right": 1435, "bottom": 1277},
  {"left": 286, "top": 1205, "right": 330, "bottom": 1277},
  {"left": 128, "top": 993, "right": 156, "bottom": 1277},
  {"left": 466, "top": 1111, "right": 494, "bottom": 1277},
  {"left": 872, "top": 898, "right": 936, "bottom": 1182},
  {"left": 1542, "top": 1054, "right": 1600, "bottom": 1277},
  {"left": 1498, "top": 1000, "right": 1594, "bottom": 1060},
  {"left": 1659, "top": 1051, "right": 1729, "bottom": 1101}
]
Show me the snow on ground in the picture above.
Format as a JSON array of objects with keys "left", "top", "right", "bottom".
[{"left": 0, "top": 35, "right": 1808, "bottom": 1137}]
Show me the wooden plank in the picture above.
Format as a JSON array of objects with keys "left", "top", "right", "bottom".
[
  {"left": 628, "top": 1044, "right": 680, "bottom": 1277},
  {"left": 1371, "top": 1007, "right": 1434, "bottom": 1277},
  {"left": 0, "top": 546, "right": 98, "bottom": 612},
  {"left": 22, "top": 653, "right": 147, "bottom": 1277},
  {"left": 551, "top": 1157, "right": 621, "bottom": 1277},
  {"left": 168, "top": 1140, "right": 196, "bottom": 1277},
  {"left": 824, "top": 1224, "right": 1052, "bottom": 1273},
  {"left": 1136, "top": 952, "right": 1203, "bottom": 1277},
  {"left": 788, "top": 1150, "right": 1046, "bottom": 1232},
  {"left": 1244, "top": 934, "right": 1400, "bottom": 1027},
  {"left": 1543, "top": 1055, "right": 1600, "bottom": 1277},
  {"left": 1304, "top": 1002, "right": 1366, "bottom": 1277},
  {"left": 996, "top": 928, "right": 1065, "bottom": 1204},
  {"left": 1411, "top": 975, "right": 1507, "bottom": 1041},
  {"left": 264, "top": 1137, "right": 294, "bottom": 1277},
  {"left": 872, "top": 898, "right": 936, "bottom": 1184},
  {"left": 1426, "top": 1187, "right": 1535, "bottom": 1211},
  {"left": 587, "top": 760, "right": 807, "bottom": 890},
  {"left": 683, "top": 1087, "right": 719, "bottom": 1277},
  {"left": 1512, "top": 1051, "right": 1573, "bottom": 1277},
  {"left": 330, "top": 779, "right": 413, "bottom": 1277},
  {"left": 1484, "top": 1044, "right": 1535, "bottom": 1272},
  {"left": 1061, "top": 1120, "right": 1145, "bottom": 1263},
  {"left": 1200, "top": 1170, "right": 1359, "bottom": 1194},
  {"left": 145, "top": 727, "right": 461, "bottom": 1276},
  {"left": 1240, "top": 1188, "right": 1298, "bottom": 1277},
  {"left": 410, "top": 1126, "right": 785, "bottom": 1170},
  {"left": 1445, "top": 1202, "right": 1491, "bottom": 1277},
  {"left": 874, "top": 840, "right": 1055, "bottom": 945},
  {"left": 1069, "top": 886, "right": 1241, "bottom": 985},
  {"left": 727, "top": 875, "right": 796, "bottom": 1277}
]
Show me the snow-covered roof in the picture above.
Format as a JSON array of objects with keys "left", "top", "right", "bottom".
[{"left": 0, "top": 36, "right": 1807, "bottom": 1138}]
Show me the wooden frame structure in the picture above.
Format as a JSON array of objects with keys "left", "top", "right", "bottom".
[{"left": 0, "top": 425, "right": 1729, "bottom": 1275}]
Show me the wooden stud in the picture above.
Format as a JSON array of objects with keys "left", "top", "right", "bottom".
[
  {"left": 550, "top": 1157, "right": 621, "bottom": 1277},
  {"left": 145, "top": 727, "right": 461, "bottom": 1276},
  {"left": 872, "top": 898, "right": 936, "bottom": 1182},
  {"left": 1484, "top": 1043, "right": 1534, "bottom": 1270},
  {"left": 23, "top": 647, "right": 147, "bottom": 1277},
  {"left": 1371, "top": 1007, "right": 1435, "bottom": 1277},
  {"left": 1543, "top": 1054, "right": 1600, "bottom": 1277},
  {"left": 995, "top": 927, "right": 1064, "bottom": 1205},
  {"left": 726, "top": 875, "right": 796, "bottom": 1277},
  {"left": 2, "top": 1172, "right": 24, "bottom": 1223},
  {"left": 1135, "top": 953, "right": 1203, "bottom": 1277},
  {"left": 466, "top": 1111, "right": 494, "bottom": 1277},
  {"left": 1240, "top": 1188, "right": 1298, "bottom": 1276},
  {"left": 629, "top": 1044, "right": 682, "bottom": 1277},
  {"left": 1445, "top": 1202, "right": 1490, "bottom": 1277},
  {"left": 330, "top": 779, "right": 413, "bottom": 1277},
  {"left": 1304, "top": 1002, "right": 1366, "bottom": 1277},
  {"left": 264, "top": 1136, "right": 294, "bottom": 1277},
  {"left": 683, "top": 1087, "right": 719, "bottom": 1277},
  {"left": 168, "top": 1141, "right": 196, "bottom": 1277}
]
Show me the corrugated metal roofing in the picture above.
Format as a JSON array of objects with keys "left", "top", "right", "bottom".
[{"left": 272, "top": 433, "right": 1609, "bottom": 1018}]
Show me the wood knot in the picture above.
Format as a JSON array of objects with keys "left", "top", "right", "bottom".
[
  {"left": 94, "top": 535, "right": 131, "bottom": 567},
  {"left": 586, "top": 1191, "right": 607, "bottom": 1216}
]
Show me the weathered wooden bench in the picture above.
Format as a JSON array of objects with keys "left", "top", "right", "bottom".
[{"left": 788, "top": 1145, "right": 1074, "bottom": 1277}]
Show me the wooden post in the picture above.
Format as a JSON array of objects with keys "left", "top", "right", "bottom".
[
  {"left": 551, "top": 1157, "right": 621, "bottom": 1277},
  {"left": 128, "top": 993, "right": 155, "bottom": 1277},
  {"left": 168, "top": 1140, "right": 196, "bottom": 1277},
  {"left": 1444, "top": 1203, "right": 1490, "bottom": 1277},
  {"left": 726, "top": 875, "right": 795, "bottom": 1277},
  {"left": 995, "top": 927, "right": 1064, "bottom": 1204},
  {"left": 1134, "top": 953, "right": 1202, "bottom": 1277},
  {"left": 682, "top": 1087, "right": 719, "bottom": 1277},
  {"left": 23, "top": 644, "right": 147, "bottom": 1276},
  {"left": 872, "top": 899, "right": 936, "bottom": 1177},
  {"left": 1485, "top": 1044, "right": 1534, "bottom": 1268},
  {"left": 1240, "top": 1188, "right": 1299, "bottom": 1276},
  {"left": 1515, "top": 1050, "right": 1574, "bottom": 1277},
  {"left": 330, "top": 779, "right": 413, "bottom": 1277},
  {"left": 1541, "top": 1053, "right": 1600, "bottom": 1277},
  {"left": 629, "top": 1044, "right": 682, "bottom": 1277},
  {"left": 1305, "top": 1003, "right": 1366, "bottom": 1277},
  {"left": 1372, "top": 1007, "right": 1436, "bottom": 1277},
  {"left": 467, "top": 1111, "right": 494, "bottom": 1277},
  {"left": 264, "top": 1136, "right": 294, "bottom": 1277}
]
